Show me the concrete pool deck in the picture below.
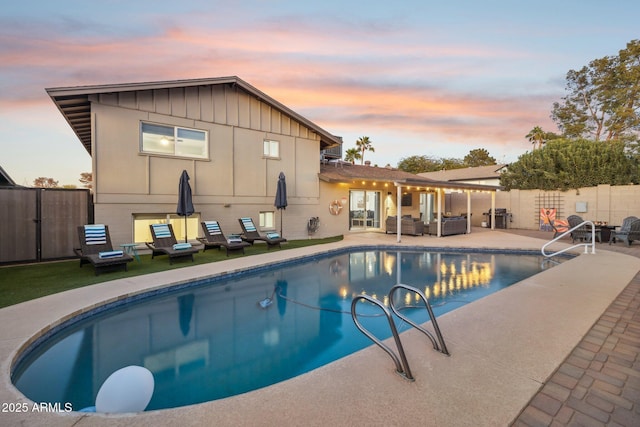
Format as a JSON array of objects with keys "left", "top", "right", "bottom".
[{"left": 1, "top": 228, "right": 639, "bottom": 426}]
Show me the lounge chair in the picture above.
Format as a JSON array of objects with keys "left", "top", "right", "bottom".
[
  {"left": 197, "top": 221, "right": 250, "bottom": 256},
  {"left": 567, "top": 215, "right": 600, "bottom": 243},
  {"left": 609, "top": 216, "right": 639, "bottom": 245},
  {"left": 146, "top": 223, "right": 198, "bottom": 264},
  {"left": 237, "top": 217, "right": 287, "bottom": 249},
  {"left": 75, "top": 225, "right": 133, "bottom": 275},
  {"left": 615, "top": 218, "right": 640, "bottom": 247}
]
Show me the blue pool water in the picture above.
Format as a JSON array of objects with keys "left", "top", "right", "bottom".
[{"left": 12, "top": 248, "right": 563, "bottom": 411}]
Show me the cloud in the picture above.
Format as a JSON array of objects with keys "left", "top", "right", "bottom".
[{"left": 0, "top": 8, "right": 562, "bottom": 171}]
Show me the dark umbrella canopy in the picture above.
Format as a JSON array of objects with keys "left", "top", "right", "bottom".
[
  {"left": 178, "top": 294, "right": 195, "bottom": 337},
  {"left": 177, "top": 170, "right": 194, "bottom": 243},
  {"left": 274, "top": 172, "right": 287, "bottom": 234}
]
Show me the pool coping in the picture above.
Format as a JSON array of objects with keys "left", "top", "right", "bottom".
[{"left": 2, "top": 229, "right": 640, "bottom": 426}]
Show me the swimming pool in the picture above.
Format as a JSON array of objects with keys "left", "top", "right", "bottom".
[{"left": 12, "top": 247, "right": 563, "bottom": 411}]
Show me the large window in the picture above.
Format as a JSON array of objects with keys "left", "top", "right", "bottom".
[
  {"left": 133, "top": 213, "right": 200, "bottom": 243},
  {"left": 263, "top": 139, "right": 279, "bottom": 158},
  {"left": 141, "top": 123, "right": 208, "bottom": 159}
]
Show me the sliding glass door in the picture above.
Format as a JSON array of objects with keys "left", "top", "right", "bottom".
[{"left": 349, "top": 190, "right": 381, "bottom": 230}]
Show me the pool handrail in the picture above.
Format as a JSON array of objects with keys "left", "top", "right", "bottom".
[
  {"left": 388, "top": 284, "right": 450, "bottom": 356},
  {"left": 350, "top": 294, "right": 414, "bottom": 381},
  {"left": 542, "top": 220, "right": 596, "bottom": 258}
]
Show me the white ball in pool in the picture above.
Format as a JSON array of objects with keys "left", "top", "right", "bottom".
[{"left": 95, "top": 365, "right": 154, "bottom": 413}]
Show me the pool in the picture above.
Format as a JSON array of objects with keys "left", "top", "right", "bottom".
[{"left": 12, "top": 248, "right": 563, "bottom": 411}]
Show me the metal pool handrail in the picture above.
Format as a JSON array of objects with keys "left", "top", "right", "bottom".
[
  {"left": 351, "top": 284, "right": 451, "bottom": 381},
  {"left": 351, "top": 294, "right": 414, "bottom": 381},
  {"left": 388, "top": 284, "right": 449, "bottom": 356},
  {"left": 542, "top": 220, "right": 596, "bottom": 258}
]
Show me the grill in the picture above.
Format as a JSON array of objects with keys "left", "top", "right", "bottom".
[{"left": 483, "top": 208, "right": 510, "bottom": 229}]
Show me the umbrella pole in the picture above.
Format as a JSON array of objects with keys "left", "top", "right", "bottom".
[
  {"left": 185, "top": 216, "right": 188, "bottom": 243},
  {"left": 280, "top": 210, "right": 283, "bottom": 235}
]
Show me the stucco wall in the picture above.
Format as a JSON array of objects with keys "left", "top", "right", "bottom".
[
  {"left": 90, "top": 83, "right": 332, "bottom": 245},
  {"left": 447, "top": 184, "right": 640, "bottom": 230}
]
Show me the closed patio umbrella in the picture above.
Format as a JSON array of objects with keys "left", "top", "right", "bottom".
[
  {"left": 177, "top": 170, "right": 194, "bottom": 243},
  {"left": 178, "top": 294, "right": 195, "bottom": 337},
  {"left": 274, "top": 171, "right": 287, "bottom": 234}
]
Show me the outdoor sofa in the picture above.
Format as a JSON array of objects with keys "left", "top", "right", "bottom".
[
  {"left": 428, "top": 216, "right": 467, "bottom": 236},
  {"left": 385, "top": 216, "right": 424, "bottom": 236}
]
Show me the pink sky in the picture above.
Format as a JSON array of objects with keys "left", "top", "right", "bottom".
[{"left": 1, "top": 1, "right": 638, "bottom": 185}]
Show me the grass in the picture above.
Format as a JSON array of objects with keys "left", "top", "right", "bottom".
[{"left": 0, "top": 236, "right": 343, "bottom": 309}]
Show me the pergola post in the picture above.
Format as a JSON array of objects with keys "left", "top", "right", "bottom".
[
  {"left": 396, "top": 183, "right": 402, "bottom": 243},
  {"left": 466, "top": 190, "right": 471, "bottom": 234}
]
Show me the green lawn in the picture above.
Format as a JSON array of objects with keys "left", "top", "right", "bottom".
[{"left": 0, "top": 236, "right": 343, "bottom": 309}]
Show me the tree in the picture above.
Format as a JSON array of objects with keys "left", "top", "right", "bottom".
[
  {"left": 33, "top": 177, "right": 58, "bottom": 188},
  {"left": 526, "top": 126, "right": 546, "bottom": 150},
  {"left": 397, "top": 155, "right": 443, "bottom": 173},
  {"left": 463, "top": 148, "right": 497, "bottom": 167},
  {"left": 355, "top": 136, "right": 374, "bottom": 165},
  {"left": 79, "top": 172, "right": 92, "bottom": 189},
  {"left": 343, "top": 148, "right": 362, "bottom": 164},
  {"left": 500, "top": 139, "right": 639, "bottom": 191},
  {"left": 440, "top": 157, "right": 465, "bottom": 170},
  {"left": 551, "top": 39, "right": 640, "bottom": 145}
]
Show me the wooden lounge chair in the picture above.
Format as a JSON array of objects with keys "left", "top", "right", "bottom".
[
  {"left": 197, "top": 221, "right": 250, "bottom": 256},
  {"left": 616, "top": 218, "right": 640, "bottom": 247},
  {"left": 567, "top": 215, "right": 600, "bottom": 243},
  {"left": 75, "top": 225, "right": 133, "bottom": 275},
  {"left": 237, "top": 217, "right": 287, "bottom": 249},
  {"left": 145, "top": 223, "right": 198, "bottom": 264},
  {"left": 609, "top": 216, "right": 639, "bottom": 245}
]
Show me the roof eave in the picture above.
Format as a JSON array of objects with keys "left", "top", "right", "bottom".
[{"left": 46, "top": 76, "right": 342, "bottom": 155}]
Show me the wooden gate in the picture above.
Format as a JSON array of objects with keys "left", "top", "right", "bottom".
[{"left": 0, "top": 188, "right": 92, "bottom": 263}]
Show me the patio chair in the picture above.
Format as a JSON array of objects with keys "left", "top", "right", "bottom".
[
  {"left": 197, "top": 220, "right": 250, "bottom": 256},
  {"left": 616, "top": 218, "right": 640, "bottom": 247},
  {"left": 238, "top": 217, "right": 287, "bottom": 249},
  {"left": 146, "top": 223, "right": 198, "bottom": 264},
  {"left": 75, "top": 225, "right": 133, "bottom": 275},
  {"left": 549, "top": 218, "right": 569, "bottom": 239},
  {"left": 567, "top": 215, "right": 600, "bottom": 243},
  {"left": 609, "top": 216, "right": 638, "bottom": 245}
]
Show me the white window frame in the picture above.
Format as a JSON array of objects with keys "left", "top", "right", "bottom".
[
  {"left": 141, "top": 122, "right": 208, "bottom": 159},
  {"left": 132, "top": 213, "right": 200, "bottom": 243},
  {"left": 259, "top": 211, "right": 275, "bottom": 229},
  {"left": 263, "top": 139, "right": 280, "bottom": 158}
]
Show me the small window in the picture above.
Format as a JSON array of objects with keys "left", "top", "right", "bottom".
[
  {"left": 141, "top": 123, "right": 208, "bottom": 159},
  {"left": 263, "top": 139, "right": 279, "bottom": 158},
  {"left": 259, "top": 211, "right": 275, "bottom": 229}
]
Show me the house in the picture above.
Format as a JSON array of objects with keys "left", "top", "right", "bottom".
[
  {"left": 47, "top": 77, "right": 346, "bottom": 244},
  {"left": 418, "top": 164, "right": 507, "bottom": 187},
  {"left": 0, "top": 165, "right": 19, "bottom": 188},
  {"left": 47, "top": 77, "right": 500, "bottom": 244}
]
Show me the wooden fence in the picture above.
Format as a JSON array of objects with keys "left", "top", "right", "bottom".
[{"left": 0, "top": 188, "right": 92, "bottom": 264}]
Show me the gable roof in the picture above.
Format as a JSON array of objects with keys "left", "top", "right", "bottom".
[
  {"left": 0, "top": 165, "right": 18, "bottom": 187},
  {"left": 418, "top": 164, "right": 507, "bottom": 182},
  {"left": 46, "top": 76, "right": 342, "bottom": 155},
  {"left": 319, "top": 162, "right": 500, "bottom": 191}
]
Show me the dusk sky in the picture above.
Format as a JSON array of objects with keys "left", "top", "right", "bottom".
[{"left": 1, "top": 1, "right": 639, "bottom": 186}]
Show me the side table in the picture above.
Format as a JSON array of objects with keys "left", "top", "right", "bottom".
[{"left": 120, "top": 243, "right": 141, "bottom": 262}]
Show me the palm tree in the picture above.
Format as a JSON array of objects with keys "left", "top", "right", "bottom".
[
  {"left": 344, "top": 148, "right": 361, "bottom": 164},
  {"left": 355, "top": 136, "right": 375, "bottom": 165},
  {"left": 526, "top": 126, "right": 546, "bottom": 150}
]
